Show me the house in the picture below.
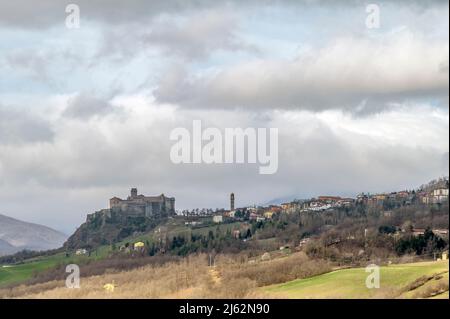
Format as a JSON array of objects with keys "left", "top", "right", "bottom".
[
  {"left": 75, "top": 248, "right": 87, "bottom": 255},
  {"left": 433, "top": 229, "right": 449, "bottom": 237},
  {"left": 247, "top": 206, "right": 258, "bottom": 213},
  {"left": 368, "top": 194, "right": 388, "bottom": 206},
  {"left": 318, "top": 196, "right": 341, "bottom": 203},
  {"left": 433, "top": 188, "right": 449, "bottom": 203},
  {"left": 418, "top": 192, "right": 430, "bottom": 204},
  {"left": 281, "top": 201, "right": 303, "bottom": 213},
  {"left": 337, "top": 198, "right": 354, "bottom": 207},
  {"left": 397, "top": 191, "right": 409, "bottom": 197},
  {"left": 134, "top": 242, "right": 145, "bottom": 250},
  {"left": 264, "top": 211, "right": 274, "bottom": 219},
  {"left": 412, "top": 228, "right": 426, "bottom": 236},
  {"left": 265, "top": 205, "right": 282, "bottom": 214},
  {"left": 421, "top": 186, "right": 449, "bottom": 205},
  {"left": 356, "top": 193, "right": 369, "bottom": 204},
  {"left": 213, "top": 215, "right": 223, "bottom": 223},
  {"left": 303, "top": 201, "right": 332, "bottom": 211}
]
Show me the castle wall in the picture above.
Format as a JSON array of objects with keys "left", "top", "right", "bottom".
[{"left": 108, "top": 190, "right": 175, "bottom": 217}]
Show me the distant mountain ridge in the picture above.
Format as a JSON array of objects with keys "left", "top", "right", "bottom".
[
  {"left": 261, "top": 196, "right": 299, "bottom": 206},
  {"left": 0, "top": 238, "right": 16, "bottom": 256},
  {"left": 0, "top": 214, "right": 67, "bottom": 256}
]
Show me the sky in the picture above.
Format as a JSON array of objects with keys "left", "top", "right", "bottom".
[{"left": 0, "top": 0, "right": 448, "bottom": 234}]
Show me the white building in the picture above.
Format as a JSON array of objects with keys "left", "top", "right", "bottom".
[
  {"left": 433, "top": 188, "right": 449, "bottom": 203},
  {"left": 75, "top": 249, "right": 87, "bottom": 255},
  {"left": 213, "top": 215, "right": 223, "bottom": 223}
]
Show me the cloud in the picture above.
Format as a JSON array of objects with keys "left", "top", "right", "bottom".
[
  {"left": 1, "top": 1, "right": 447, "bottom": 29},
  {"left": 141, "top": 9, "right": 256, "bottom": 60},
  {"left": 92, "top": 8, "right": 256, "bottom": 63},
  {"left": 0, "top": 105, "right": 54, "bottom": 144},
  {"left": 62, "top": 93, "right": 118, "bottom": 119},
  {"left": 0, "top": 0, "right": 270, "bottom": 29},
  {"left": 0, "top": 0, "right": 183, "bottom": 29},
  {"left": 4, "top": 50, "right": 51, "bottom": 80},
  {"left": 154, "top": 31, "right": 449, "bottom": 112}
]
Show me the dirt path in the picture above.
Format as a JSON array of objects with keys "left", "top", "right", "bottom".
[{"left": 209, "top": 267, "right": 221, "bottom": 285}]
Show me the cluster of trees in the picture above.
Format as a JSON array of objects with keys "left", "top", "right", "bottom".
[
  {"left": 395, "top": 228, "right": 447, "bottom": 256},
  {"left": 244, "top": 200, "right": 448, "bottom": 263},
  {"left": 115, "top": 227, "right": 254, "bottom": 258},
  {"left": 162, "top": 228, "right": 253, "bottom": 256}
]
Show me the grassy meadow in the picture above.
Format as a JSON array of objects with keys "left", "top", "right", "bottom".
[{"left": 264, "top": 260, "right": 449, "bottom": 299}]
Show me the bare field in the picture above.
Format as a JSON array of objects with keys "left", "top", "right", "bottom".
[
  {"left": 0, "top": 252, "right": 329, "bottom": 299},
  {"left": 1, "top": 253, "right": 447, "bottom": 299}
]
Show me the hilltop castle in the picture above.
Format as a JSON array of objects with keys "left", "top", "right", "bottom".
[
  {"left": 68, "top": 189, "right": 176, "bottom": 249},
  {"left": 109, "top": 188, "right": 175, "bottom": 217}
]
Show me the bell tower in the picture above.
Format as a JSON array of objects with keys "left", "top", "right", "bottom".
[{"left": 230, "top": 193, "right": 235, "bottom": 211}]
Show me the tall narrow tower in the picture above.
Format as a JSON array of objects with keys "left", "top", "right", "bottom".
[{"left": 230, "top": 193, "right": 235, "bottom": 211}]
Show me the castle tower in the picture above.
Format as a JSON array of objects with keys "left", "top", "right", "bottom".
[
  {"left": 131, "top": 188, "right": 138, "bottom": 198},
  {"left": 230, "top": 193, "right": 235, "bottom": 211}
]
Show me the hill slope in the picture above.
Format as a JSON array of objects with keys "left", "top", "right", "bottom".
[
  {"left": 0, "top": 214, "right": 67, "bottom": 256},
  {"left": 264, "top": 260, "right": 449, "bottom": 299},
  {"left": 0, "top": 239, "right": 16, "bottom": 256}
]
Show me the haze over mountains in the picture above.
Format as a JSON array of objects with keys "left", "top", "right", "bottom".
[{"left": 0, "top": 214, "right": 67, "bottom": 256}]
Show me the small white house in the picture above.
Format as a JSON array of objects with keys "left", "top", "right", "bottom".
[
  {"left": 213, "top": 215, "right": 223, "bottom": 223},
  {"left": 75, "top": 248, "right": 87, "bottom": 255}
]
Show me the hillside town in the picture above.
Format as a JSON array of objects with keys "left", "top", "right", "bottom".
[
  {"left": 59, "top": 176, "right": 449, "bottom": 253},
  {"left": 179, "top": 177, "right": 449, "bottom": 225}
]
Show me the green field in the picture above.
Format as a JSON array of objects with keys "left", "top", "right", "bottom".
[
  {"left": 264, "top": 260, "right": 449, "bottom": 299},
  {"left": 0, "top": 253, "right": 94, "bottom": 288},
  {"left": 0, "top": 260, "right": 54, "bottom": 287}
]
